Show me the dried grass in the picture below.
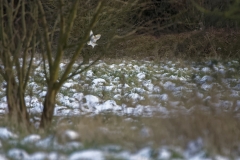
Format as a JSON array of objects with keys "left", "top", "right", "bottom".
[
  {"left": 108, "top": 28, "right": 240, "bottom": 61},
  {"left": 52, "top": 109, "right": 240, "bottom": 156}
]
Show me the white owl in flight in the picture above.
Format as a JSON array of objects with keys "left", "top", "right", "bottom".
[{"left": 87, "top": 30, "right": 101, "bottom": 48}]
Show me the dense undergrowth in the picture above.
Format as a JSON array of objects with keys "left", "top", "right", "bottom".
[{"left": 105, "top": 28, "right": 240, "bottom": 61}]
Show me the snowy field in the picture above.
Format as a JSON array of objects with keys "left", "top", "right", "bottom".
[{"left": 0, "top": 59, "right": 240, "bottom": 159}]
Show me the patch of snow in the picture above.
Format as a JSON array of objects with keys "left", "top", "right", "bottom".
[
  {"left": 142, "top": 80, "right": 154, "bottom": 91},
  {"left": 39, "top": 91, "right": 47, "bottom": 97},
  {"left": 180, "top": 76, "right": 188, "bottom": 81},
  {"left": 169, "top": 75, "right": 178, "bottom": 80},
  {"left": 96, "top": 100, "right": 122, "bottom": 113},
  {"left": 64, "top": 142, "right": 83, "bottom": 151},
  {"left": 215, "top": 155, "right": 230, "bottom": 160},
  {"left": 125, "top": 107, "right": 135, "bottom": 115},
  {"left": 28, "top": 152, "right": 48, "bottom": 160},
  {"left": 35, "top": 136, "right": 54, "bottom": 149},
  {"left": 113, "top": 94, "right": 121, "bottom": 100},
  {"left": 201, "top": 83, "right": 212, "bottom": 91},
  {"left": 104, "top": 85, "right": 114, "bottom": 91},
  {"left": 86, "top": 70, "right": 94, "bottom": 77},
  {"left": 133, "top": 65, "right": 140, "bottom": 71},
  {"left": 0, "top": 154, "right": 7, "bottom": 160},
  {"left": 83, "top": 95, "right": 100, "bottom": 108},
  {"left": 162, "top": 81, "right": 176, "bottom": 91},
  {"left": 185, "top": 137, "right": 203, "bottom": 158},
  {"left": 127, "top": 93, "right": 145, "bottom": 102},
  {"left": 202, "top": 67, "right": 211, "bottom": 73},
  {"left": 137, "top": 72, "right": 146, "bottom": 80},
  {"left": 0, "top": 103, "right": 7, "bottom": 114},
  {"left": 187, "top": 151, "right": 211, "bottom": 160},
  {"left": 21, "top": 134, "right": 41, "bottom": 144},
  {"left": 158, "top": 148, "right": 171, "bottom": 159},
  {"left": 119, "top": 63, "right": 125, "bottom": 67},
  {"left": 69, "top": 150, "right": 104, "bottom": 160},
  {"left": 200, "top": 75, "right": 214, "bottom": 83},
  {"left": 153, "top": 86, "right": 161, "bottom": 93},
  {"left": 220, "top": 100, "right": 232, "bottom": 110},
  {"left": 0, "top": 128, "right": 18, "bottom": 140},
  {"left": 92, "top": 78, "right": 106, "bottom": 86},
  {"left": 218, "top": 68, "right": 225, "bottom": 74},
  {"left": 62, "top": 130, "right": 79, "bottom": 141},
  {"left": 96, "top": 62, "right": 107, "bottom": 68},
  {"left": 159, "top": 94, "right": 168, "bottom": 101},
  {"left": 130, "top": 147, "right": 152, "bottom": 160},
  {"left": 48, "top": 152, "right": 67, "bottom": 160},
  {"left": 38, "top": 72, "right": 45, "bottom": 78},
  {"left": 168, "top": 101, "right": 181, "bottom": 108},
  {"left": 63, "top": 82, "right": 75, "bottom": 88},
  {"left": 73, "top": 74, "right": 81, "bottom": 80},
  {"left": 233, "top": 84, "right": 240, "bottom": 91},
  {"left": 156, "top": 105, "right": 169, "bottom": 114},
  {"left": 109, "top": 64, "right": 116, "bottom": 69},
  {"left": 73, "top": 63, "right": 78, "bottom": 68},
  {"left": 28, "top": 102, "right": 43, "bottom": 114},
  {"left": 7, "top": 148, "right": 29, "bottom": 160},
  {"left": 0, "top": 96, "right": 6, "bottom": 102},
  {"left": 73, "top": 93, "right": 84, "bottom": 101},
  {"left": 59, "top": 63, "right": 66, "bottom": 68}
]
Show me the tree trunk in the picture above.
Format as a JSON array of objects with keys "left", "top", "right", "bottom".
[
  {"left": 39, "top": 87, "right": 57, "bottom": 128},
  {"left": 6, "top": 77, "right": 30, "bottom": 129}
]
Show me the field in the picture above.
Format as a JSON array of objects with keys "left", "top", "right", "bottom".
[{"left": 0, "top": 56, "right": 240, "bottom": 159}]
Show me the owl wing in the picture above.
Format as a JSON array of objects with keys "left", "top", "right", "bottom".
[
  {"left": 93, "top": 34, "right": 101, "bottom": 41},
  {"left": 89, "top": 30, "right": 93, "bottom": 36}
]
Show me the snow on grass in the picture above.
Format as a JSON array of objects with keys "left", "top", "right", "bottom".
[
  {"left": 0, "top": 59, "right": 240, "bottom": 159},
  {"left": 1, "top": 59, "right": 240, "bottom": 116},
  {"left": 0, "top": 128, "right": 18, "bottom": 140}
]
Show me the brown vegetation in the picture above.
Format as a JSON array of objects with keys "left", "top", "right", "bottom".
[
  {"left": 52, "top": 110, "right": 240, "bottom": 156},
  {"left": 108, "top": 28, "right": 240, "bottom": 61}
]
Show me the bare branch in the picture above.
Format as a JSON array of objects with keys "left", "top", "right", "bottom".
[
  {"left": 61, "top": 52, "right": 105, "bottom": 86},
  {"left": 37, "top": 0, "right": 53, "bottom": 70},
  {"left": 57, "top": 0, "right": 105, "bottom": 91}
]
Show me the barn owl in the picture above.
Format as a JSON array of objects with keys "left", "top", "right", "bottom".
[{"left": 87, "top": 30, "right": 101, "bottom": 48}]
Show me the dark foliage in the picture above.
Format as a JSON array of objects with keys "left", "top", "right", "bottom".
[{"left": 134, "top": 0, "right": 239, "bottom": 36}]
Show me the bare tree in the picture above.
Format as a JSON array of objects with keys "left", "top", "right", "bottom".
[
  {"left": 2, "top": 0, "right": 178, "bottom": 129},
  {"left": 0, "top": 0, "right": 38, "bottom": 130},
  {"left": 37, "top": 0, "right": 142, "bottom": 128}
]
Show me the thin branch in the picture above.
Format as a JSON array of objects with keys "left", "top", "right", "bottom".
[
  {"left": 37, "top": 0, "right": 53, "bottom": 70},
  {"left": 0, "top": 1, "right": 6, "bottom": 47},
  {"left": 39, "top": 34, "right": 50, "bottom": 84},
  {"left": 21, "top": 0, "right": 26, "bottom": 41},
  {"left": 22, "top": 25, "right": 36, "bottom": 90},
  {"left": 50, "top": 15, "right": 60, "bottom": 43},
  {"left": 56, "top": 0, "right": 105, "bottom": 91},
  {"left": 49, "top": 0, "right": 65, "bottom": 84},
  {"left": 5, "top": 0, "right": 14, "bottom": 47},
  {"left": 24, "top": 3, "right": 39, "bottom": 90},
  {"left": 62, "top": 52, "right": 105, "bottom": 85},
  {"left": 62, "top": 0, "right": 79, "bottom": 47}
]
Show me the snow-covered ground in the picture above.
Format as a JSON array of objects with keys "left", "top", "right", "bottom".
[
  {"left": 0, "top": 127, "right": 234, "bottom": 160},
  {"left": 0, "top": 59, "right": 240, "bottom": 159}
]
